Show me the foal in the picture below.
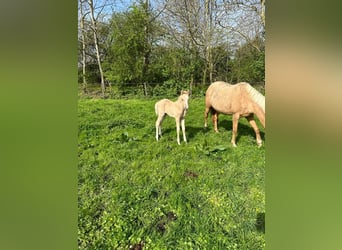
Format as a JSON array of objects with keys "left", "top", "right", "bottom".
[{"left": 155, "top": 90, "right": 189, "bottom": 145}]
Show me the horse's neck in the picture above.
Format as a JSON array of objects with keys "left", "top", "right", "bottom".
[
  {"left": 175, "top": 98, "right": 184, "bottom": 108},
  {"left": 253, "top": 103, "right": 265, "bottom": 128},
  {"left": 245, "top": 85, "right": 265, "bottom": 127}
]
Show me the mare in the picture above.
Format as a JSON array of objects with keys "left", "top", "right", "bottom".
[
  {"left": 204, "top": 81, "right": 265, "bottom": 147},
  {"left": 155, "top": 90, "right": 189, "bottom": 145}
]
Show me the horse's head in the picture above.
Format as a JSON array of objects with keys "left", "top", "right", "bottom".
[{"left": 180, "top": 90, "right": 189, "bottom": 110}]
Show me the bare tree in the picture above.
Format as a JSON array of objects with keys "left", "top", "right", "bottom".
[
  {"left": 219, "top": 0, "right": 265, "bottom": 52},
  {"left": 160, "top": 0, "right": 225, "bottom": 84},
  {"left": 142, "top": 0, "right": 150, "bottom": 96},
  {"left": 79, "top": 0, "right": 88, "bottom": 92},
  {"left": 140, "top": 0, "right": 170, "bottom": 95},
  {"left": 204, "top": 0, "right": 215, "bottom": 84},
  {"left": 87, "top": 0, "right": 106, "bottom": 97},
  {"left": 260, "top": 0, "right": 265, "bottom": 28}
]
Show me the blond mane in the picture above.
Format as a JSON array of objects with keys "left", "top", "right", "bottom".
[{"left": 244, "top": 83, "right": 265, "bottom": 113}]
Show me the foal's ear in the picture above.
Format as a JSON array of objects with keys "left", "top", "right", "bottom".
[{"left": 181, "top": 90, "right": 189, "bottom": 95}]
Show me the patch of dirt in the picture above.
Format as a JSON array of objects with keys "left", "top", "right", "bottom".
[
  {"left": 129, "top": 241, "right": 144, "bottom": 250},
  {"left": 156, "top": 211, "right": 178, "bottom": 233},
  {"left": 184, "top": 171, "right": 199, "bottom": 178}
]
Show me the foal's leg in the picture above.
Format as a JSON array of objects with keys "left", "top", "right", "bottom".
[
  {"left": 158, "top": 115, "right": 165, "bottom": 137},
  {"left": 155, "top": 114, "right": 164, "bottom": 141},
  {"left": 231, "top": 113, "right": 240, "bottom": 147},
  {"left": 181, "top": 118, "right": 187, "bottom": 143},
  {"left": 246, "top": 114, "right": 262, "bottom": 147},
  {"left": 175, "top": 117, "right": 181, "bottom": 145}
]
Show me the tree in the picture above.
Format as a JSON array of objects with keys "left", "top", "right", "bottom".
[
  {"left": 228, "top": 36, "right": 264, "bottom": 83},
  {"left": 78, "top": 0, "right": 88, "bottom": 92},
  {"left": 87, "top": 0, "right": 106, "bottom": 97},
  {"left": 104, "top": 1, "right": 163, "bottom": 88},
  {"left": 220, "top": 0, "right": 265, "bottom": 52},
  {"left": 77, "top": 0, "right": 265, "bottom": 96}
]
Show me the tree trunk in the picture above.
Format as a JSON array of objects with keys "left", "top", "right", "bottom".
[
  {"left": 88, "top": 0, "right": 105, "bottom": 98},
  {"left": 204, "top": 0, "right": 213, "bottom": 85},
  {"left": 260, "top": 0, "right": 266, "bottom": 28},
  {"left": 142, "top": 0, "right": 150, "bottom": 97},
  {"left": 202, "top": 67, "right": 207, "bottom": 85},
  {"left": 143, "top": 82, "right": 148, "bottom": 96},
  {"left": 189, "top": 76, "right": 193, "bottom": 96},
  {"left": 79, "top": 0, "right": 87, "bottom": 93}
]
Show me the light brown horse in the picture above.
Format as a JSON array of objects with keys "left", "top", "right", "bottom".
[
  {"left": 204, "top": 81, "right": 265, "bottom": 147},
  {"left": 155, "top": 90, "right": 189, "bottom": 145}
]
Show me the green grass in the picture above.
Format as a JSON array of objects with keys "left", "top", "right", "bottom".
[{"left": 78, "top": 98, "right": 265, "bottom": 249}]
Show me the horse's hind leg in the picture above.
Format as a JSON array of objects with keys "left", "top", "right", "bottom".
[
  {"left": 231, "top": 113, "right": 240, "bottom": 147},
  {"left": 181, "top": 118, "right": 187, "bottom": 143},
  {"left": 212, "top": 111, "right": 219, "bottom": 132},
  {"left": 155, "top": 114, "right": 164, "bottom": 141},
  {"left": 204, "top": 106, "right": 210, "bottom": 128},
  {"left": 159, "top": 115, "right": 165, "bottom": 137},
  {"left": 204, "top": 107, "right": 219, "bottom": 132},
  {"left": 246, "top": 114, "right": 262, "bottom": 147}
]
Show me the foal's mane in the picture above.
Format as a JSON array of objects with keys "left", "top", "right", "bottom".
[
  {"left": 178, "top": 90, "right": 189, "bottom": 100},
  {"left": 244, "top": 83, "right": 265, "bottom": 112}
]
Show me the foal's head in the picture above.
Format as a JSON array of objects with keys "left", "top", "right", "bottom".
[{"left": 180, "top": 90, "right": 189, "bottom": 110}]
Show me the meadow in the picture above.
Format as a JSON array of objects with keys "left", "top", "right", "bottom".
[{"left": 78, "top": 97, "right": 265, "bottom": 249}]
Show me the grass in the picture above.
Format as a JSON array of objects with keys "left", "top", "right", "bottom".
[{"left": 78, "top": 97, "right": 265, "bottom": 249}]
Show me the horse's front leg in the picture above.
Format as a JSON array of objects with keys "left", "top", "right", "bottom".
[
  {"left": 175, "top": 118, "right": 181, "bottom": 145},
  {"left": 155, "top": 115, "right": 163, "bottom": 141},
  {"left": 181, "top": 118, "right": 187, "bottom": 143},
  {"left": 231, "top": 113, "right": 240, "bottom": 147},
  {"left": 204, "top": 107, "right": 210, "bottom": 128},
  {"left": 212, "top": 112, "right": 219, "bottom": 132},
  {"left": 246, "top": 115, "right": 262, "bottom": 147}
]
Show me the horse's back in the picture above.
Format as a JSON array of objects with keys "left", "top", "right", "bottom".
[
  {"left": 155, "top": 98, "right": 168, "bottom": 114},
  {"left": 206, "top": 81, "right": 236, "bottom": 97},
  {"left": 205, "top": 81, "right": 233, "bottom": 111},
  {"left": 205, "top": 81, "right": 253, "bottom": 114}
]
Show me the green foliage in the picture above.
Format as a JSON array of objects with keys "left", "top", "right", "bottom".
[
  {"left": 151, "top": 46, "right": 205, "bottom": 84},
  {"left": 152, "top": 80, "right": 188, "bottom": 97},
  {"left": 79, "top": 2, "right": 265, "bottom": 93},
  {"left": 79, "top": 8, "right": 266, "bottom": 99},
  {"left": 228, "top": 39, "right": 265, "bottom": 83},
  {"left": 103, "top": 2, "right": 163, "bottom": 84},
  {"left": 78, "top": 64, "right": 101, "bottom": 84},
  {"left": 78, "top": 98, "right": 265, "bottom": 249}
]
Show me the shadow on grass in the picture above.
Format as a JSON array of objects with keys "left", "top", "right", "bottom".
[
  {"left": 218, "top": 119, "right": 265, "bottom": 144},
  {"left": 256, "top": 212, "right": 265, "bottom": 233},
  {"left": 158, "top": 126, "right": 208, "bottom": 143},
  {"left": 154, "top": 118, "right": 266, "bottom": 145},
  {"left": 186, "top": 126, "right": 209, "bottom": 140}
]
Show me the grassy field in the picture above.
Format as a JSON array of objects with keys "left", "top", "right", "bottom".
[{"left": 78, "top": 97, "right": 265, "bottom": 249}]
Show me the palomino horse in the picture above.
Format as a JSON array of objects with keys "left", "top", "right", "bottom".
[
  {"left": 155, "top": 90, "right": 189, "bottom": 145},
  {"left": 204, "top": 81, "right": 265, "bottom": 147}
]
